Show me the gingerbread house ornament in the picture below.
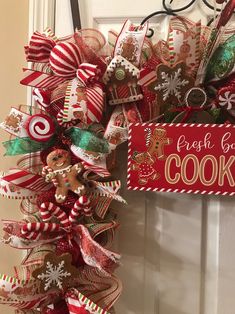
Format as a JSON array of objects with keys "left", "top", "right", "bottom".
[{"left": 103, "top": 55, "right": 143, "bottom": 105}]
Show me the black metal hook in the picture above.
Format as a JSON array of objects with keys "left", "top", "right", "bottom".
[
  {"left": 163, "top": 0, "right": 197, "bottom": 12},
  {"left": 70, "top": 0, "right": 82, "bottom": 31},
  {"left": 140, "top": 10, "right": 176, "bottom": 26},
  {"left": 141, "top": 10, "right": 176, "bottom": 38},
  {"left": 202, "top": 0, "right": 222, "bottom": 12},
  {"left": 142, "top": 0, "right": 232, "bottom": 38}
]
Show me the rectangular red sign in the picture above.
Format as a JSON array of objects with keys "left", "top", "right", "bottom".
[{"left": 127, "top": 123, "right": 235, "bottom": 196}]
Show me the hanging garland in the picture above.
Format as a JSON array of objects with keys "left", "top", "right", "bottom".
[{"left": 0, "top": 1, "right": 235, "bottom": 313}]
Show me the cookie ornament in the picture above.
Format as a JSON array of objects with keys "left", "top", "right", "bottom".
[
  {"left": 172, "top": 87, "right": 214, "bottom": 123},
  {"left": 42, "top": 149, "right": 85, "bottom": 203},
  {"left": 149, "top": 62, "right": 194, "bottom": 113},
  {"left": 32, "top": 253, "right": 79, "bottom": 293}
]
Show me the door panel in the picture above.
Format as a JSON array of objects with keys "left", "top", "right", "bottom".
[{"left": 52, "top": 1, "right": 233, "bottom": 313}]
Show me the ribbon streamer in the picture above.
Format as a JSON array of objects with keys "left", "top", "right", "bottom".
[
  {"left": 66, "top": 127, "right": 110, "bottom": 153},
  {"left": 3, "top": 136, "right": 55, "bottom": 156}
]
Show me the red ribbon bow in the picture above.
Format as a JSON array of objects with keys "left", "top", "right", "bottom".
[{"left": 171, "top": 106, "right": 204, "bottom": 123}]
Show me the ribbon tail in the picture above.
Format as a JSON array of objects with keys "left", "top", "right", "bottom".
[
  {"left": 20, "top": 69, "right": 66, "bottom": 89},
  {"left": 0, "top": 273, "right": 54, "bottom": 310},
  {"left": 2, "top": 169, "right": 52, "bottom": 192},
  {"left": 65, "top": 288, "right": 111, "bottom": 314},
  {"left": 75, "top": 225, "right": 120, "bottom": 274}
]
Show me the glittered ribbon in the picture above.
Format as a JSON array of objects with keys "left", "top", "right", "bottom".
[
  {"left": 3, "top": 136, "right": 55, "bottom": 156},
  {"left": 65, "top": 127, "right": 109, "bottom": 154}
]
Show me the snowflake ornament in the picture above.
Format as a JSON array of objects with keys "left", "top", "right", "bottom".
[
  {"left": 38, "top": 260, "right": 71, "bottom": 291},
  {"left": 33, "top": 253, "right": 79, "bottom": 293},
  {"left": 150, "top": 62, "right": 194, "bottom": 110}
]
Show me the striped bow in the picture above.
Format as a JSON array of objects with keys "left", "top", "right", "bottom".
[
  {"left": 76, "top": 63, "right": 101, "bottom": 86},
  {"left": 22, "top": 30, "right": 101, "bottom": 88},
  {"left": 25, "top": 29, "right": 57, "bottom": 63}
]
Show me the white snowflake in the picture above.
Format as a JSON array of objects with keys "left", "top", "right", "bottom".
[
  {"left": 155, "top": 67, "right": 190, "bottom": 101},
  {"left": 38, "top": 260, "right": 71, "bottom": 291}
]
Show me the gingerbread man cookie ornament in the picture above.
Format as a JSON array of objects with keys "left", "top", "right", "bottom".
[
  {"left": 43, "top": 149, "right": 85, "bottom": 203},
  {"left": 172, "top": 87, "right": 214, "bottom": 123}
]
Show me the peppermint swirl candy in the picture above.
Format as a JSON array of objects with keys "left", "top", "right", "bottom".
[
  {"left": 49, "top": 42, "right": 82, "bottom": 78},
  {"left": 26, "top": 114, "right": 55, "bottom": 142},
  {"left": 218, "top": 90, "right": 235, "bottom": 110}
]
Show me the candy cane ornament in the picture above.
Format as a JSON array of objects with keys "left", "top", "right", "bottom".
[
  {"left": 40, "top": 202, "right": 71, "bottom": 231},
  {"left": 79, "top": 195, "right": 92, "bottom": 216},
  {"left": 145, "top": 128, "right": 152, "bottom": 147},
  {"left": 21, "top": 222, "right": 61, "bottom": 240},
  {"left": 69, "top": 195, "right": 92, "bottom": 223}
]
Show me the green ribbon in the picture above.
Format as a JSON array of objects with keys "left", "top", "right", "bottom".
[
  {"left": 3, "top": 127, "right": 109, "bottom": 156},
  {"left": 205, "top": 33, "right": 235, "bottom": 82},
  {"left": 3, "top": 137, "right": 55, "bottom": 156},
  {"left": 66, "top": 127, "right": 109, "bottom": 153}
]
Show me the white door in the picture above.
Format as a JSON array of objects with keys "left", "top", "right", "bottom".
[{"left": 33, "top": 1, "right": 234, "bottom": 313}]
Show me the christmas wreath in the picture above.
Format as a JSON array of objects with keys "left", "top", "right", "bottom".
[{"left": 0, "top": 1, "right": 235, "bottom": 313}]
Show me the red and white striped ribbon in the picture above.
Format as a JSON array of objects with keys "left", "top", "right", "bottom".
[
  {"left": 32, "top": 88, "right": 51, "bottom": 108},
  {"left": 57, "top": 109, "right": 78, "bottom": 127},
  {"left": 25, "top": 30, "right": 57, "bottom": 63},
  {"left": 76, "top": 63, "right": 100, "bottom": 85},
  {"left": 20, "top": 68, "right": 66, "bottom": 89},
  {"left": 138, "top": 67, "right": 157, "bottom": 87},
  {"left": 49, "top": 42, "right": 83, "bottom": 78},
  {"left": 2, "top": 169, "right": 51, "bottom": 192},
  {"left": 86, "top": 83, "right": 104, "bottom": 124},
  {"left": 61, "top": 65, "right": 104, "bottom": 125},
  {"left": 66, "top": 289, "right": 110, "bottom": 314},
  {"left": 21, "top": 222, "right": 61, "bottom": 240},
  {"left": 40, "top": 202, "right": 71, "bottom": 231}
]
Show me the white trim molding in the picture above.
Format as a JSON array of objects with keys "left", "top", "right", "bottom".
[
  {"left": 27, "top": 0, "right": 56, "bottom": 104},
  {"left": 28, "top": 0, "right": 56, "bottom": 35}
]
